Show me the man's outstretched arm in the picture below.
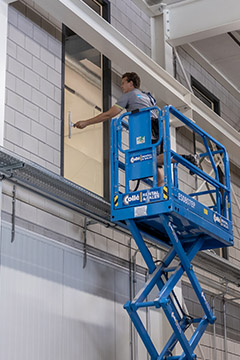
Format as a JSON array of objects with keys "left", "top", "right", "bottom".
[{"left": 74, "top": 105, "right": 122, "bottom": 129}]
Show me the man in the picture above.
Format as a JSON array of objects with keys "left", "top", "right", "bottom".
[
  {"left": 75, "top": 72, "right": 165, "bottom": 186},
  {"left": 74, "top": 72, "right": 199, "bottom": 187},
  {"left": 74, "top": 72, "right": 157, "bottom": 129}
]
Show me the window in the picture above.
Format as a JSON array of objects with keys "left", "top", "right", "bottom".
[
  {"left": 191, "top": 77, "right": 220, "bottom": 115},
  {"left": 61, "top": 0, "right": 111, "bottom": 199}
]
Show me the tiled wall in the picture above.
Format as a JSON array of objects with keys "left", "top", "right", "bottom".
[
  {"left": 110, "top": 0, "right": 151, "bottom": 57},
  {"left": 5, "top": 4, "right": 62, "bottom": 174}
]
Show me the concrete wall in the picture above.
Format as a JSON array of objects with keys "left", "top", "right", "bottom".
[
  {"left": 5, "top": 3, "right": 62, "bottom": 174},
  {"left": 111, "top": 0, "right": 151, "bottom": 57}
]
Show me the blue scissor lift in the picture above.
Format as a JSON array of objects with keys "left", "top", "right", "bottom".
[{"left": 111, "top": 105, "right": 233, "bottom": 360}]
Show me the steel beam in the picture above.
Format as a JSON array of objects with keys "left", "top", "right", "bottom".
[
  {"left": 167, "top": 0, "right": 240, "bottom": 46},
  {"left": 151, "top": 11, "right": 174, "bottom": 76}
]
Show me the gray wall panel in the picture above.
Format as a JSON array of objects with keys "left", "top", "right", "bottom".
[
  {"left": 0, "top": 222, "right": 132, "bottom": 360},
  {"left": 0, "top": 221, "right": 172, "bottom": 359},
  {"left": 0, "top": 225, "right": 63, "bottom": 360}
]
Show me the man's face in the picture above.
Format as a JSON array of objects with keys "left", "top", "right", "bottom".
[{"left": 121, "top": 77, "right": 134, "bottom": 93}]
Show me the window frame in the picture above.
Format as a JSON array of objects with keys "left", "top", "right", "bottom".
[
  {"left": 61, "top": 0, "right": 111, "bottom": 200},
  {"left": 191, "top": 76, "right": 220, "bottom": 115}
]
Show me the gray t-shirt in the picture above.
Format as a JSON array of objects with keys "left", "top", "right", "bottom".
[
  {"left": 115, "top": 88, "right": 159, "bottom": 140},
  {"left": 115, "top": 89, "right": 157, "bottom": 118}
]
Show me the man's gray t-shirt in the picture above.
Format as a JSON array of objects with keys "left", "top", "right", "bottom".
[
  {"left": 115, "top": 88, "right": 159, "bottom": 140},
  {"left": 115, "top": 89, "right": 158, "bottom": 118}
]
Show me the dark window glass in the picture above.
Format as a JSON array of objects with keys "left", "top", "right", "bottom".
[{"left": 191, "top": 77, "right": 220, "bottom": 115}]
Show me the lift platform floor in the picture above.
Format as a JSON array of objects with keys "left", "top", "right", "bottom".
[{"left": 112, "top": 186, "right": 233, "bottom": 251}]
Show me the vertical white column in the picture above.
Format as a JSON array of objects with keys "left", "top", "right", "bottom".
[
  {"left": 151, "top": 9, "right": 176, "bottom": 151},
  {"left": 151, "top": 10, "right": 174, "bottom": 77}
]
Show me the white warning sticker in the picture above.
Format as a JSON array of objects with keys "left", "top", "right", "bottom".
[
  {"left": 136, "top": 136, "right": 145, "bottom": 144},
  {"left": 134, "top": 205, "right": 147, "bottom": 217}
]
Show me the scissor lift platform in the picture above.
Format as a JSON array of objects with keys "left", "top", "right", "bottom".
[
  {"left": 112, "top": 184, "right": 233, "bottom": 251},
  {"left": 111, "top": 105, "right": 233, "bottom": 360}
]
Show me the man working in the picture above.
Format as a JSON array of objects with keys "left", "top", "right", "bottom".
[
  {"left": 74, "top": 72, "right": 199, "bottom": 187},
  {"left": 74, "top": 72, "right": 157, "bottom": 130}
]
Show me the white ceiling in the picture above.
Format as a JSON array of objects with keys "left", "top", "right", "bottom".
[{"left": 191, "top": 31, "right": 240, "bottom": 90}]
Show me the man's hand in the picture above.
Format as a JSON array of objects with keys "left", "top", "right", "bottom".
[
  {"left": 73, "top": 105, "right": 121, "bottom": 130},
  {"left": 74, "top": 120, "right": 88, "bottom": 129}
]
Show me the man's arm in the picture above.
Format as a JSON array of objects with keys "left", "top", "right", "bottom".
[{"left": 74, "top": 105, "right": 122, "bottom": 129}]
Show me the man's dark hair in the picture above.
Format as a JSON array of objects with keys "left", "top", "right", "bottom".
[{"left": 122, "top": 72, "right": 141, "bottom": 88}]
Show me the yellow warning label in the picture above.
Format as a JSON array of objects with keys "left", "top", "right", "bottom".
[
  {"left": 163, "top": 186, "right": 168, "bottom": 200},
  {"left": 204, "top": 208, "right": 208, "bottom": 215},
  {"left": 114, "top": 195, "right": 118, "bottom": 207}
]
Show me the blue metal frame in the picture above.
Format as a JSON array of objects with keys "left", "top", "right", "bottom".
[
  {"left": 110, "top": 105, "right": 233, "bottom": 360},
  {"left": 111, "top": 105, "right": 233, "bottom": 250}
]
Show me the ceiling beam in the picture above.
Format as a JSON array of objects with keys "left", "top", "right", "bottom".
[{"left": 167, "top": 0, "right": 240, "bottom": 46}]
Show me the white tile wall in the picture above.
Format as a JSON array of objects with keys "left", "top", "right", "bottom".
[
  {"left": 5, "top": 6, "right": 62, "bottom": 173},
  {"left": 110, "top": 0, "right": 151, "bottom": 57}
]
